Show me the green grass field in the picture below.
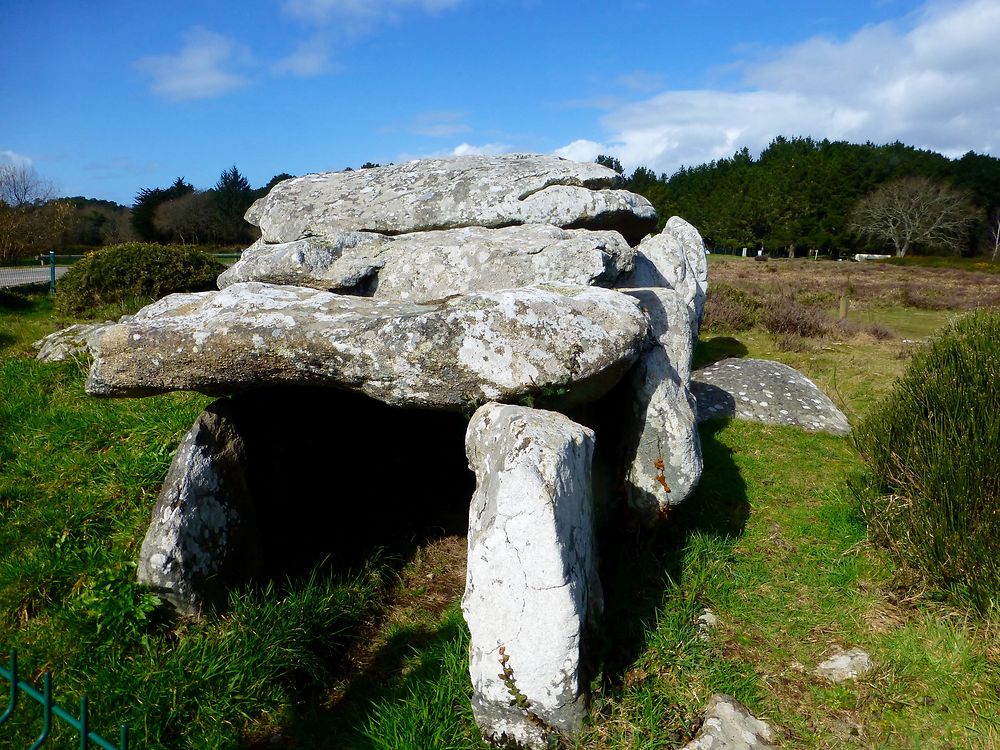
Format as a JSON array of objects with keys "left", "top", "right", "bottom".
[{"left": 1, "top": 273, "right": 998, "bottom": 748}]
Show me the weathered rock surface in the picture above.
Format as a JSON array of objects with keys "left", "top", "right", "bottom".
[
  {"left": 463, "top": 403, "right": 602, "bottom": 749},
  {"left": 86, "top": 282, "right": 649, "bottom": 409},
  {"left": 137, "top": 399, "right": 258, "bottom": 617},
  {"left": 619, "top": 216, "right": 709, "bottom": 338},
  {"left": 619, "top": 287, "right": 702, "bottom": 524},
  {"left": 219, "top": 224, "right": 637, "bottom": 299},
  {"left": 691, "top": 358, "right": 850, "bottom": 435},
  {"left": 815, "top": 647, "right": 872, "bottom": 683},
  {"left": 245, "top": 155, "right": 656, "bottom": 244},
  {"left": 34, "top": 321, "right": 114, "bottom": 362},
  {"left": 681, "top": 694, "right": 776, "bottom": 750}
]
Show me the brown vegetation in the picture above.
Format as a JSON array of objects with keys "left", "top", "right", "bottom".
[{"left": 705, "top": 256, "right": 1000, "bottom": 318}]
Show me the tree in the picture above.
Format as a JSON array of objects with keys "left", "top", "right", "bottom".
[
  {"left": 131, "top": 178, "right": 194, "bottom": 242},
  {"left": 850, "top": 176, "right": 979, "bottom": 257},
  {"left": 61, "top": 197, "right": 135, "bottom": 248},
  {"left": 155, "top": 191, "right": 216, "bottom": 245},
  {"left": 595, "top": 154, "right": 624, "bottom": 175},
  {"left": 212, "top": 165, "right": 255, "bottom": 244},
  {"left": 0, "top": 163, "right": 70, "bottom": 261}
]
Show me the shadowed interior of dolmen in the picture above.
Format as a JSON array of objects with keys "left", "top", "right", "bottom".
[{"left": 223, "top": 386, "right": 476, "bottom": 580}]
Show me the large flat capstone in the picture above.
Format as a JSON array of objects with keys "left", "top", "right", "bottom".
[
  {"left": 218, "top": 224, "right": 637, "bottom": 300},
  {"left": 246, "top": 155, "right": 656, "bottom": 244},
  {"left": 86, "top": 281, "right": 649, "bottom": 409}
]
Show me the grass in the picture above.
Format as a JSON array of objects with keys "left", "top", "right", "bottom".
[{"left": 2, "top": 258, "right": 1000, "bottom": 749}]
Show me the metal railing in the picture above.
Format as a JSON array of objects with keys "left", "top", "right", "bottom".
[
  {"left": 0, "top": 649, "right": 128, "bottom": 749},
  {"left": 0, "top": 253, "right": 75, "bottom": 292}
]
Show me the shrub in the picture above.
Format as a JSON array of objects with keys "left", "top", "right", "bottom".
[
  {"left": 761, "top": 299, "right": 833, "bottom": 339},
  {"left": 851, "top": 308, "right": 1000, "bottom": 614},
  {"left": 55, "top": 243, "right": 224, "bottom": 316},
  {"left": 702, "top": 284, "right": 764, "bottom": 332}
]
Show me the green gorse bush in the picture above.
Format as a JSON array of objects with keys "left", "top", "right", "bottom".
[
  {"left": 55, "top": 242, "right": 224, "bottom": 316},
  {"left": 852, "top": 307, "right": 1000, "bottom": 614}
]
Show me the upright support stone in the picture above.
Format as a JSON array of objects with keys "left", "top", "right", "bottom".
[
  {"left": 463, "top": 403, "right": 602, "bottom": 749},
  {"left": 137, "top": 398, "right": 259, "bottom": 617},
  {"left": 619, "top": 288, "right": 702, "bottom": 524}
]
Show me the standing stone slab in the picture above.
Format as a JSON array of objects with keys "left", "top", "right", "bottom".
[
  {"left": 665, "top": 215, "right": 709, "bottom": 329},
  {"left": 245, "top": 154, "right": 656, "bottom": 244},
  {"left": 691, "top": 358, "right": 850, "bottom": 435},
  {"left": 138, "top": 399, "right": 259, "bottom": 617},
  {"left": 620, "top": 288, "right": 702, "bottom": 524},
  {"left": 463, "top": 403, "right": 602, "bottom": 749},
  {"left": 86, "top": 282, "right": 649, "bottom": 409},
  {"left": 219, "top": 225, "right": 637, "bottom": 300},
  {"left": 617, "top": 216, "right": 709, "bottom": 339}
]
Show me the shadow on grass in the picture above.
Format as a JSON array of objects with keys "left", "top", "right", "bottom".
[
  {"left": 232, "top": 393, "right": 747, "bottom": 749},
  {"left": 594, "top": 419, "right": 749, "bottom": 685},
  {"left": 0, "top": 290, "right": 35, "bottom": 310},
  {"left": 268, "top": 613, "right": 473, "bottom": 750},
  {"left": 693, "top": 336, "right": 750, "bottom": 369}
]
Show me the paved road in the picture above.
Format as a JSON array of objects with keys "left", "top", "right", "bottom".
[{"left": 0, "top": 266, "right": 70, "bottom": 289}]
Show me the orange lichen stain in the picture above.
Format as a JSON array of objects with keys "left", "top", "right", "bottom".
[{"left": 654, "top": 456, "right": 671, "bottom": 493}]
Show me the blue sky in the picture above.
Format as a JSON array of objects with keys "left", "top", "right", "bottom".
[{"left": 2, "top": 0, "right": 998, "bottom": 205}]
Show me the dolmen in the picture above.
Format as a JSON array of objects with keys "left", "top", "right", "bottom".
[{"left": 86, "top": 154, "right": 710, "bottom": 748}]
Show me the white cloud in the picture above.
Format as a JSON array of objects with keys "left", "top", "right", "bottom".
[
  {"left": 408, "top": 111, "right": 471, "bottom": 137},
  {"left": 553, "top": 139, "right": 606, "bottom": 163},
  {"left": 135, "top": 27, "right": 251, "bottom": 101},
  {"left": 0, "top": 150, "right": 33, "bottom": 168},
  {"left": 283, "top": 0, "right": 462, "bottom": 27},
  {"left": 273, "top": 36, "right": 335, "bottom": 76},
  {"left": 559, "top": 0, "right": 1000, "bottom": 175},
  {"left": 451, "top": 142, "right": 510, "bottom": 156}
]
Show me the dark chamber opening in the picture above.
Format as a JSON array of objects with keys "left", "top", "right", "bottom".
[{"left": 229, "top": 386, "right": 475, "bottom": 579}]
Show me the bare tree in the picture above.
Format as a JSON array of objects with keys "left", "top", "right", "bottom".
[
  {"left": 850, "top": 176, "right": 979, "bottom": 257},
  {"left": 0, "top": 163, "right": 69, "bottom": 262}
]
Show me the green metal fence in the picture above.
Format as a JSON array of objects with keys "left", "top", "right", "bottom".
[{"left": 0, "top": 649, "right": 128, "bottom": 749}]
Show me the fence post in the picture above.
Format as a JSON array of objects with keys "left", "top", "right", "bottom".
[{"left": 49, "top": 251, "right": 56, "bottom": 295}]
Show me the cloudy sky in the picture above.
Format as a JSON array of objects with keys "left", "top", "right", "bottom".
[{"left": 2, "top": 0, "right": 997, "bottom": 204}]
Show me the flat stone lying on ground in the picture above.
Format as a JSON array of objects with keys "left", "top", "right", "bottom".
[
  {"left": 219, "top": 224, "right": 637, "bottom": 299},
  {"left": 463, "top": 403, "right": 602, "bottom": 750},
  {"left": 246, "top": 154, "right": 657, "bottom": 245},
  {"left": 815, "top": 647, "right": 872, "bottom": 683},
  {"left": 86, "top": 281, "right": 649, "bottom": 409},
  {"left": 690, "top": 358, "right": 851, "bottom": 435},
  {"left": 681, "top": 694, "right": 776, "bottom": 750}
]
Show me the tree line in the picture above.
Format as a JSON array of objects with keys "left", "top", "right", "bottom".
[
  {"left": 600, "top": 137, "right": 1000, "bottom": 258},
  {"left": 3, "top": 141, "right": 999, "bottom": 263}
]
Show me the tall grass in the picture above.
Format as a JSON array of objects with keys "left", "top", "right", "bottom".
[
  {"left": 0, "top": 305, "right": 396, "bottom": 747},
  {"left": 851, "top": 308, "right": 1000, "bottom": 614}
]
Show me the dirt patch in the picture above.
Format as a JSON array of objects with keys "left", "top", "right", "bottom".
[
  {"left": 325, "top": 534, "right": 468, "bottom": 709},
  {"left": 392, "top": 533, "right": 468, "bottom": 620}
]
